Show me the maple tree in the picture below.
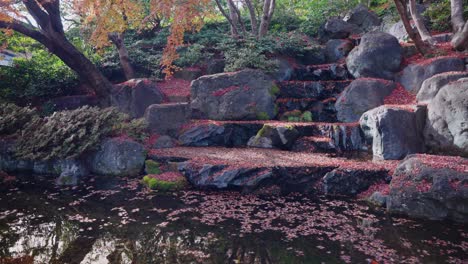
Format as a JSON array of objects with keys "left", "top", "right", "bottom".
[
  {"left": 77, "top": 0, "right": 211, "bottom": 77},
  {"left": 0, "top": 0, "right": 210, "bottom": 103},
  {"left": 0, "top": 0, "right": 113, "bottom": 103}
]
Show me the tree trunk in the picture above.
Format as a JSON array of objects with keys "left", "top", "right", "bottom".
[
  {"left": 393, "top": 0, "right": 429, "bottom": 55},
  {"left": 409, "top": 0, "right": 434, "bottom": 44},
  {"left": 214, "top": 0, "right": 239, "bottom": 37},
  {"left": 452, "top": 21, "right": 468, "bottom": 51},
  {"left": 45, "top": 32, "right": 113, "bottom": 105},
  {"left": 0, "top": 0, "right": 113, "bottom": 105},
  {"left": 259, "top": 0, "right": 276, "bottom": 38},
  {"left": 450, "top": 0, "right": 468, "bottom": 50},
  {"left": 228, "top": 0, "right": 240, "bottom": 36},
  {"left": 109, "top": 32, "right": 135, "bottom": 80},
  {"left": 243, "top": 0, "right": 258, "bottom": 36}
]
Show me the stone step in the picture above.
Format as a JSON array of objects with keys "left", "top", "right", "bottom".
[
  {"left": 148, "top": 146, "right": 396, "bottom": 195},
  {"left": 276, "top": 80, "right": 351, "bottom": 99},
  {"left": 177, "top": 120, "right": 366, "bottom": 153},
  {"left": 292, "top": 63, "right": 352, "bottom": 81}
]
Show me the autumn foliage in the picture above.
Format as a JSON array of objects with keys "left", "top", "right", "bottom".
[{"left": 75, "top": 0, "right": 211, "bottom": 76}]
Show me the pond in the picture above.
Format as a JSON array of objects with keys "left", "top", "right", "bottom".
[{"left": 0, "top": 175, "right": 466, "bottom": 264}]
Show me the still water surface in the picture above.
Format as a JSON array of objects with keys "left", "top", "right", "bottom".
[{"left": 0, "top": 175, "right": 466, "bottom": 264}]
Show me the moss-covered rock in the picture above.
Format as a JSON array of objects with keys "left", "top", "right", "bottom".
[{"left": 142, "top": 172, "right": 187, "bottom": 191}]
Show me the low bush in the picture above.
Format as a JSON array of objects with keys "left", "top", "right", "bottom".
[
  {"left": 0, "top": 103, "right": 39, "bottom": 135},
  {"left": 14, "top": 106, "right": 135, "bottom": 160},
  {"left": 0, "top": 50, "right": 79, "bottom": 105},
  {"left": 424, "top": 0, "right": 468, "bottom": 32}
]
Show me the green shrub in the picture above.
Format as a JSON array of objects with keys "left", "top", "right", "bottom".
[
  {"left": 175, "top": 44, "right": 213, "bottom": 67},
  {"left": 113, "top": 118, "right": 148, "bottom": 142},
  {"left": 0, "top": 103, "right": 39, "bottom": 135},
  {"left": 14, "top": 106, "right": 125, "bottom": 160},
  {"left": 281, "top": 110, "right": 313, "bottom": 122},
  {"left": 301, "top": 111, "right": 313, "bottom": 122},
  {"left": 0, "top": 50, "right": 79, "bottom": 105},
  {"left": 424, "top": 0, "right": 468, "bottom": 32}
]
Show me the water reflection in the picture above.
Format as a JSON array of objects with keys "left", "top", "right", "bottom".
[{"left": 0, "top": 175, "right": 466, "bottom": 264}]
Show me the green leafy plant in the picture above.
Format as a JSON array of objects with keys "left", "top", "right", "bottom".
[
  {"left": 0, "top": 103, "right": 39, "bottom": 135},
  {"left": 0, "top": 50, "right": 79, "bottom": 105},
  {"left": 424, "top": 0, "right": 468, "bottom": 32}
]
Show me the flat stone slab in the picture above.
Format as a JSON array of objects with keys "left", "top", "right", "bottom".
[{"left": 149, "top": 147, "right": 397, "bottom": 194}]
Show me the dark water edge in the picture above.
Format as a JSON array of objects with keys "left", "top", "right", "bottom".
[{"left": 0, "top": 174, "right": 466, "bottom": 264}]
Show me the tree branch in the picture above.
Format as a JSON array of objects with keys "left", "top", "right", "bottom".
[
  {"left": 22, "top": 0, "right": 49, "bottom": 29},
  {"left": 0, "top": 19, "right": 47, "bottom": 45}
]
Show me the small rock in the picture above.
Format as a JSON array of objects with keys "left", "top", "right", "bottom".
[
  {"left": 112, "top": 79, "right": 166, "bottom": 118},
  {"left": 247, "top": 125, "right": 300, "bottom": 150},
  {"left": 325, "top": 39, "right": 355, "bottom": 63},
  {"left": 343, "top": 4, "right": 381, "bottom": 32},
  {"left": 319, "top": 18, "right": 360, "bottom": 42},
  {"left": 323, "top": 168, "right": 388, "bottom": 196},
  {"left": 144, "top": 103, "right": 190, "bottom": 136},
  {"left": 153, "top": 135, "right": 176, "bottom": 149},
  {"left": 368, "top": 191, "right": 387, "bottom": 207}
]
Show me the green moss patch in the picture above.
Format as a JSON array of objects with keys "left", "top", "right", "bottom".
[
  {"left": 142, "top": 173, "right": 187, "bottom": 191},
  {"left": 145, "top": 160, "right": 161, "bottom": 175}
]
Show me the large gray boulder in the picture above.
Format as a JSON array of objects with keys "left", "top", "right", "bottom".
[
  {"left": 387, "top": 154, "right": 468, "bottom": 223},
  {"left": 112, "top": 79, "right": 166, "bottom": 118},
  {"left": 325, "top": 39, "right": 355, "bottom": 63},
  {"left": 144, "top": 103, "right": 190, "bottom": 136},
  {"left": 89, "top": 138, "right": 146, "bottom": 177},
  {"left": 424, "top": 78, "right": 468, "bottom": 156},
  {"left": 398, "top": 57, "right": 465, "bottom": 94},
  {"left": 190, "top": 69, "right": 278, "bottom": 120},
  {"left": 343, "top": 4, "right": 381, "bottom": 32},
  {"left": 335, "top": 78, "right": 396, "bottom": 122},
  {"left": 360, "top": 105, "right": 425, "bottom": 160},
  {"left": 346, "top": 32, "right": 402, "bottom": 80},
  {"left": 416, "top": 71, "right": 468, "bottom": 103}
]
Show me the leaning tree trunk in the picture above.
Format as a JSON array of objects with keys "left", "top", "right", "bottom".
[
  {"left": 45, "top": 31, "right": 113, "bottom": 105},
  {"left": 409, "top": 0, "right": 434, "bottom": 44},
  {"left": 214, "top": 0, "right": 239, "bottom": 37},
  {"left": 108, "top": 32, "right": 135, "bottom": 80},
  {"left": 0, "top": 0, "right": 113, "bottom": 105},
  {"left": 393, "top": 0, "right": 429, "bottom": 55},
  {"left": 450, "top": 0, "right": 468, "bottom": 51}
]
